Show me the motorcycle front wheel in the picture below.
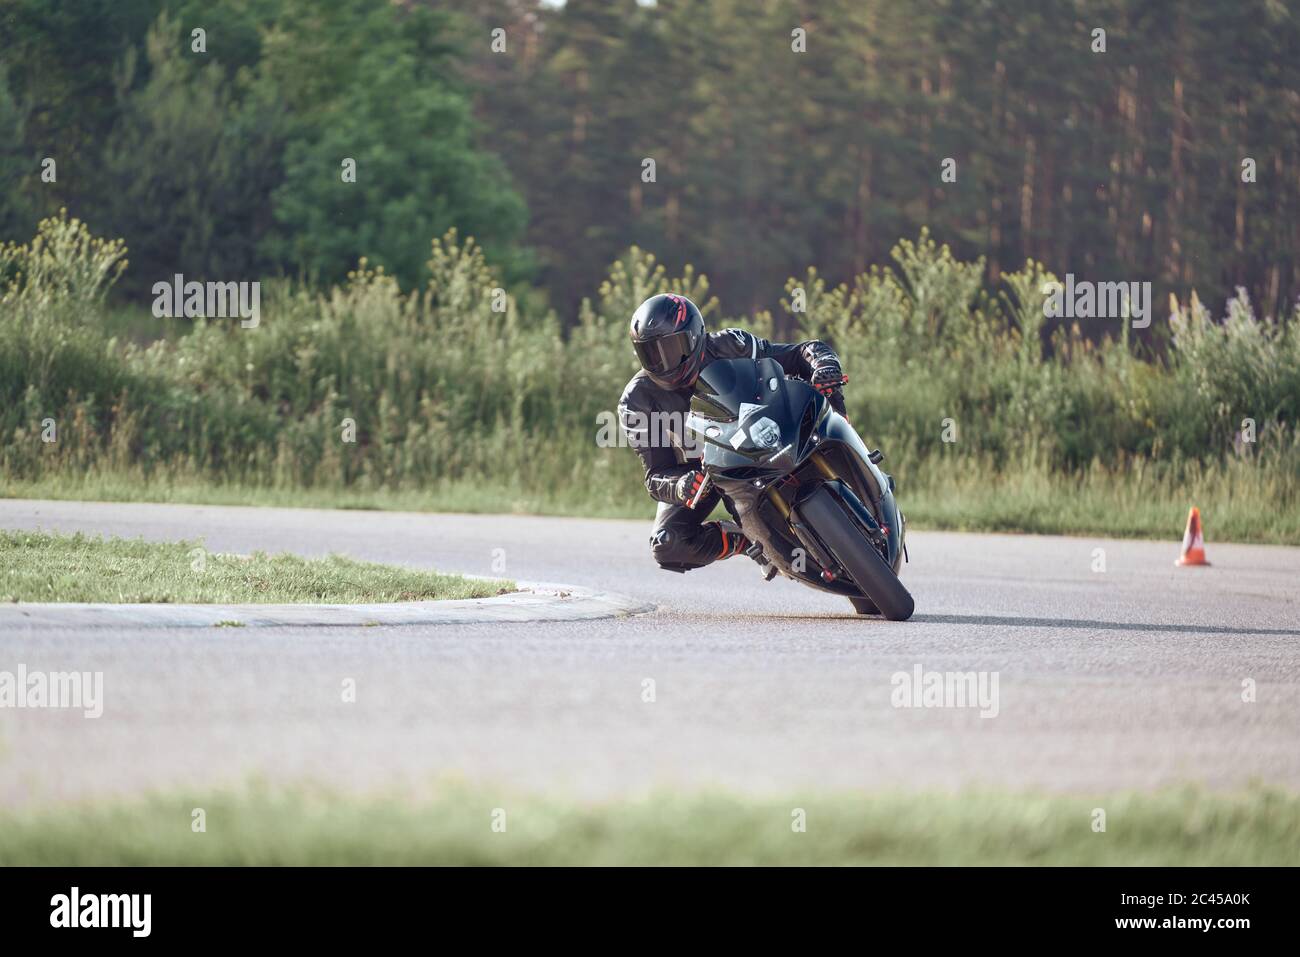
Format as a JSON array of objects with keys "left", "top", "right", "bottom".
[{"left": 800, "top": 486, "right": 915, "bottom": 621}]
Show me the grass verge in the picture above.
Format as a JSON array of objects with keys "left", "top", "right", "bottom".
[
  {"left": 0, "top": 783, "right": 1295, "bottom": 865},
  {"left": 5, "top": 456, "right": 1298, "bottom": 545},
  {"left": 0, "top": 530, "right": 512, "bottom": 603}
]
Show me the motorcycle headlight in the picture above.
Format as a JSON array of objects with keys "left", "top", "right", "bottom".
[{"left": 749, "top": 417, "right": 781, "bottom": 450}]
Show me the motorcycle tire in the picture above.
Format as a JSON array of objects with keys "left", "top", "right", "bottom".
[{"left": 801, "top": 486, "right": 915, "bottom": 621}]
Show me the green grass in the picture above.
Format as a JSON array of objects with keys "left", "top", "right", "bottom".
[
  {"left": 0, "top": 529, "right": 512, "bottom": 604},
  {"left": 903, "top": 451, "right": 1300, "bottom": 544},
  {"left": 0, "top": 783, "right": 1295, "bottom": 865},
  {"left": 5, "top": 452, "right": 1297, "bottom": 545},
  {"left": 1, "top": 470, "right": 654, "bottom": 521}
]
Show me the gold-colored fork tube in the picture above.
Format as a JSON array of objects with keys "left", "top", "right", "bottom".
[
  {"left": 766, "top": 485, "right": 791, "bottom": 520},
  {"left": 810, "top": 452, "right": 838, "bottom": 481},
  {"left": 770, "top": 453, "right": 837, "bottom": 520}
]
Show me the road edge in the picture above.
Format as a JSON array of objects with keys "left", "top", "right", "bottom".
[{"left": 0, "top": 581, "right": 657, "bottom": 629}]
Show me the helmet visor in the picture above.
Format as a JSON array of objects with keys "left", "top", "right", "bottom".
[{"left": 633, "top": 330, "right": 697, "bottom": 378}]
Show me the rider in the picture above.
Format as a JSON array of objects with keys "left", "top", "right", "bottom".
[{"left": 618, "top": 293, "right": 848, "bottom": 573}]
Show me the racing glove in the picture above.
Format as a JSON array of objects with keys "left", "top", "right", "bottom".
[
  {"left": 675, "top": 469, "right": 707, "bottom": 507},
  {"left": 810, "top": 362, "right": 849, "bottom": 417}
]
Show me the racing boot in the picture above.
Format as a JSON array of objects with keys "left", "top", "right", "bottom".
[{"left": 712, "top": 521, "right": 751, "bottom": 560}]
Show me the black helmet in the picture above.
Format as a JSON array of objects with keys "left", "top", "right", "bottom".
[{"left": 629, "top": 293, "right": 706, "bottom": 389}]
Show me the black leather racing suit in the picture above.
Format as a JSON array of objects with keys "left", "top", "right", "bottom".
[{"left": 617, "top": 328, "right": 843, "bottom": 571}]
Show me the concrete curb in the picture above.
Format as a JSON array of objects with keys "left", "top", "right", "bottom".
[{"left": 0, "top": 582, "right": 656, "bottom": 629}]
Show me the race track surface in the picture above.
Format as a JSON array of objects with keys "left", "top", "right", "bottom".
[{"left": 1, "top": 499, "right": 1297, "bottom": 804}]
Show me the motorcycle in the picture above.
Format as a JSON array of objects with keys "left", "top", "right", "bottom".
[{"left": 685, "top": 356, "right": 914, "bottom": 620}]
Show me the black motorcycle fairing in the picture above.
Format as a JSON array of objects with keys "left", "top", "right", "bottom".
[{"left": 687, "top": 357, "right": 823, "bottom": 475}]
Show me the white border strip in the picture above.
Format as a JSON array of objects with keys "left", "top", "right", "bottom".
[{"left": 0, "top": 582, "right": 656, "bottom": 629}]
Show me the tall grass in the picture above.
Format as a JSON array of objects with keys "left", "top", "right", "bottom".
[{"left": 2, "top": 214, "right": 1297, "bottom": 541}]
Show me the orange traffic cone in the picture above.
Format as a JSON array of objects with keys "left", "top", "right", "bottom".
[{"left": 1175, "top": 506, "right": 1211, "bottom": 566}]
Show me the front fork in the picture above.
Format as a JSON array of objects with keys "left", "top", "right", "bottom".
[
  {"left": 766, "top": 454, "right": 887, "bottom": 581},
  {"left": 763, "top": 450, "right": 838, "bottom": 518}
]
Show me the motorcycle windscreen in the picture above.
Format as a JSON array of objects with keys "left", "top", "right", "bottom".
[
  {"left": 689, "top": 358, "right": 818, "bottom": 471},
  {"left": 691, "top": 357, "right": 765, "bottom": 420}
]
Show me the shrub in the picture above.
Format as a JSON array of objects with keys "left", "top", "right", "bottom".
[{"left": 2, "top": 217, "right": 1295, "bottom": 535}]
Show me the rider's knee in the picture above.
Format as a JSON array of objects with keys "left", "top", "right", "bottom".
[
  {"left": 650, "top": 526, "right": 682, "bottom": 565},
  {"left": 650, "top": 526, "right": 704, "bottom": 572}
]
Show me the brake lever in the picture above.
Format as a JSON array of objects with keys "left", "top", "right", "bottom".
[{"left": 687, "top": 472, "right": 712, "bottom": 510}]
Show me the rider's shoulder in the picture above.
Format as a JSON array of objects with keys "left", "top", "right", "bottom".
[
  {"left": 707, "top": 327, "right": 760, "bottom": 359},
  {"left": 619, "top": 370, "right": 662, "bottom": 408}
]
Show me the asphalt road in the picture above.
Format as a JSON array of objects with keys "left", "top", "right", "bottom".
[{"left": 1, "top": 498, "right": 1298, "bottom": 805}]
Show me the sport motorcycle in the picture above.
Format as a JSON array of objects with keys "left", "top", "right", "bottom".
[{"left": 685, "top": 356, "right": 914, "bottom": 620}]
